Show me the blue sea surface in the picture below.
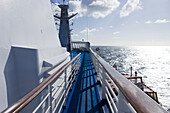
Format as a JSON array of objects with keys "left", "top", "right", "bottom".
[{"left": 92, "top": 46, "right": 170, "bottom": 111}]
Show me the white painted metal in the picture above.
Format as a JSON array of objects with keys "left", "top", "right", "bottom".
[
  {"left": 53, "top": 89, "right": 65, "bottom": 112},
  {"left": 117, "top": 90, "right": 136, "bottom": 113},
  {"left": 0, "top": 0, "right": 70, "bottom": 111},
  {"left": 48, "top": 84, "right": 52, "bottom": 113},
  {"left": 64, "top": 67, "right": 67, "bottom": 107},
  {"left": 105, "top": 93, "right": 114, "bottom": 113},
  {"left": 105, "top": 80, "right": 118, "bottom": 103},
  {"left": 89, "top": 48, "right": 139, "bottom": 113},
  {"left": 105, "top": 86, "right": 118, "bottom": 113},
  {"left": 30, "top": 54, "right": 81, "bottom": 113},
  {"left": 101, "top": 68, "right": 107, "bottom": 99},
  {"left": 45, "top": 106, "right": 51, "bottom": 113},
  {"left": 105, "top": 73, "right": 119, "bottom": 92},
  {"left": 32, "top": 93, "right": 50, "bottom": 113},
  {"left": 72, "top": 41, "right": 90, "bottom": 51},
  {"left": 126, "top": 102, "right": 137, "bottom": 113}
]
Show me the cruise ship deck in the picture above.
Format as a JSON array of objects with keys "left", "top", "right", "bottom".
[
  {"left": 63, "top": 52, "right": 105, "bottom": 113},
  {"left": 0, "top": 0, "right": 168, "bottom": 112},
  {"left": 2, "top": 46, "right": 168, "bottom": 113}
]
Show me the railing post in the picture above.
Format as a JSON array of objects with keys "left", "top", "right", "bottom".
[
  {"left": 48, "top": 84, "right": 52, "bottom": 113},
  {"left": 64, "top": 67, "right": 67, "bottom": 108},
  {"left": 101, "top": 68, "right": 107, "bottom": 99},
  {"left": 97, "top": 59, "right": 101, "bottom": 84},
  {"left": 95, "top": 57, "right": 99, "bottom": 77}
]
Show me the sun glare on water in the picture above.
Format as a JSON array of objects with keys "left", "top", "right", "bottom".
[{"left": 93, "top": 46, "right": 170, "bottom": 110}]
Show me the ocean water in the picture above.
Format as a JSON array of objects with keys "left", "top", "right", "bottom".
[{"left": 92, "top": 46, "right": 170, "bottom": 111}]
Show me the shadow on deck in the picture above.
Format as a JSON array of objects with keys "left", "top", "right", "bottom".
[{"left": 63, "top": 52, "right": 106, "bottom": 113}]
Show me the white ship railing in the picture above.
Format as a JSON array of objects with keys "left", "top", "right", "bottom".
[
  {"left": 2, "top": 41, "right": 168, "bottom": 113},
  {"left": 2, "top": 53, "right": 81, "bottom": 113},
  {"left": 89, "top": 48, "right": 168, "bottom": 113},
  {"left": 71, "top": 41, "right": 90, "bottom": 51}
]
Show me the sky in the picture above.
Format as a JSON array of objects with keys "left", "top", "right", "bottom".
[{"left": 52, "top": 0, "right": 170, "bottom": 46}]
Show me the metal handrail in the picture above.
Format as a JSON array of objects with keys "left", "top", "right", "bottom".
[
  {"left": 2, "top": 53, "right": 81, "bottom": 113},
  {"left": 89, "top": 48, "right": 167, "bottom": 113}
]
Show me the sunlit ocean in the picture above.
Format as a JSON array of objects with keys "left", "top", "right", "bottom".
[{"left": 92, "top": 46, "right": 170, "bottom": 111}]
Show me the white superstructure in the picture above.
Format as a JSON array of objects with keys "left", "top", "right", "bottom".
[{"left": 0, "top": 0, "right": 69, "bottom": 111}]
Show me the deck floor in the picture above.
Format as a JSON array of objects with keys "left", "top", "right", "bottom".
[{"left": 63, "top": 52, "right": 104, "bottom": 113}]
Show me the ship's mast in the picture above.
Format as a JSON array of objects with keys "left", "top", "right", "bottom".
[{"left": 55, "top": 0, "right": 77, "bottom": 51}]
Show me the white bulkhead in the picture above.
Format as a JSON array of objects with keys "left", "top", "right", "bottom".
[{"left": 0, "top": 0, "right": 70, "bottom": 111}]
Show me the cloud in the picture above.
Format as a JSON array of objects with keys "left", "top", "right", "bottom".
[
  {"left": 145, "top": 19, "right": 170, "bottom": 24},
  {"left": 53, "top": 0, "right": 143, "bottom": 19},
  {"left": 80, "top": 27, "right": 97, "bottom": 34},
  {"left": 51, "top": 3, "right": 61, "bottom": 16},
  {"left": 121, "top": 23, "right": 125, "bottom": 26},
  {"left": 99, "top": 27, "right": 103, "bottom": 29},
  {"left": 72, "top": 33, "right": 79, "bottom": 37},
  {"left": 69, "top": 1, "right": 86, "bottom": 18},
  {"left": 136, "top": 21, "right": 139, "bottom": 24},
  {"left": 145, "top": 20, "right": 152, "bottom": 24},
  {"left": 120, "top": 0, "right": 142, "bottom": 17},
  {"left": 113, "top": 32, "right": 120, "bottom": 35},
  {"left": 109, "top": 26, "right": 113, "bottom": 28},
  {"left": 155, "top": 19, "right": 170, "bottom": 23},
  {"left": 113, "top": 37, "right": 120, "bottom": 39},
  {"left": 69, "top": 0, "right": 120, "bottom": 19}
]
